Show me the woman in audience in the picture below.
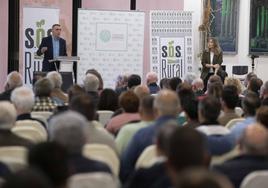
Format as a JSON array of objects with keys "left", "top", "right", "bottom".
[
  {"left": 106, "top": 91, "right": 140, "bottom": 135},
  {"left": 67, "top": 84, "right": 86, "bottom": 102},
  {"left": 98, "top": 88, "right": 119, "bottom": 112}
]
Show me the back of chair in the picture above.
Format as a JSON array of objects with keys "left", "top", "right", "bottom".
[
  {"left": 225, "top": 118, "right": 245, "bottom": 129},
  {"left": 15, "top": 120, "right": 47, "bottom": 135},
  {"left": 135, "top": 145, "right": 158, "bottom": 169},
  {"left": 210, "top": 146, "right": 240, "bottom": 166},
  {"left": 31, "top": 111, "right": 53, "bottom": 121},
  {"left": 12, "top": 126, "right": 47, "bottom": 143},
  {"left": 97, "top": 111, "right": 114, "bottom": 127},
  {"left": 82, "top": 144, "right": 119, "bottom": 176},
  {"left": 68, "top": 172, "right": 117, "bottom": 188},
  {"left": 240, "top": 170, "right": 268, "bottom": 188},
  {"left": 0, "top": 146, "right": 28, "bottom": 172}
]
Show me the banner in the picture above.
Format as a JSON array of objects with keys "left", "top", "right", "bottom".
[
  {"left": 23, "top": 7, "right": 59, "bottom": 86},
  {"left": 150, "top": 11, "right": 193, "bottom": 80},
  {"left": 77, "top": 9, "right": 145, "bottom": 88}
]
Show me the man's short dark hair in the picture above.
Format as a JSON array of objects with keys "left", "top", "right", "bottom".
[
  {"left": 242, "top": 91, "right": 261, "bottom": 116},
  {"left": 52, "top": 24, "right": 61, "bottom": 28},
  {"left": 69, "top": 94, "right": 96, "bottom": 121},
  {"left": 169, "top": 77, "right": 182, "bottom": 91},
  {"left": 127, "top": 74, "right": 141, "bottom": 89},
  {"left": 199, "top": 97, "right": 221, "bottom": 122},
  {"left": 221, "top": 85, "right": 239, "bottom": 109},
  {"left": 183, "top": 99, "right": 198, "bottom": 120},
  {"left": 168, "top": 127, "right": 208, "bottom": 172}
]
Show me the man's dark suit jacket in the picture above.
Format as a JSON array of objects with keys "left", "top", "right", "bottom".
[
  {"left": 37, "top": 35, "right": 67, "bottom": 72},
  {"left": 200, "top": 50, "right": 223, "bottom": 80},
  {"left": 213, "top": 155, "right": 268, "bottom": 188}
]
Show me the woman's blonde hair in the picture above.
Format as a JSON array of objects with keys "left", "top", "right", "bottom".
[
  {"left": 224, "top": 77, "right": 243, "bottom": 94},
  {"left": 208, "top": 37, "right": 222, "bottom": 55}
]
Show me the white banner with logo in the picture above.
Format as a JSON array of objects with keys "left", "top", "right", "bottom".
[
  {"left": 77, "top": 9, "right": 145, "bottom": 88},
  {"left": 150, "top": 11, "right": 193, "bottom": 80},
  {"left": 23, "top": 7, "right": 59, "bottom": 86}
]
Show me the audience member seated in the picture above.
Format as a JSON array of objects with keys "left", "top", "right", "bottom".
[
  {"left": 116, "top": 95, "right": 155, "bottom": 155},
  {"left": 115, "top": 74, "right": 129, "bottom": 95},
  {"left": 0, "top": 71, "right": 23, "bottom": 101},
  {"left": 124, "top": 121, "right": 178, "bottom": 188},
  {"left": 32, "top": 78, "right": 57, "bottom": 112},
  {"left": 176, "top": 83, "right": 196, "bottom": 125},
  {"left": 98, "top": 88, "right": 119, "bottom": 112},
  {"left": 11, "top": 86, "right": 46, "bottom": 129},
  {"left": 49, "top": 111, "right": 112, "bottom": 175},
  {"left": 86, "top": 69, "right": 104, "bottom": 92},
  {"left": 133, "top": 85, "right": 150, "bottom": 100},
  {"left": 0, "top": 101, "right": 32, "bottom": 148},
  {"left": 207, "top": 81, "right": 223, "bottom": 100},
  {"left": 145, "top": 72, "right": 160, "bottom": 94},
  {"left": 69, "top": 94, "right": 118, "bottom": 154},
  {"left": 218, "top": 86, "right": 241, "bottom": 126},
  {"left": 169, "top": 77, "right": 182, "bottom": 91},
  {"left": 159, "top": 78, "right": 170, "bottom": 90},
  {"left": 67, "top": 84, "right": 86, "bottom": 102},
  {"left": 260, "top": 81, "right": 268, "bottom": 106},
  {"left": 197, "top": 97, "right": 233, "bottom": 155},
  {"left": 229, "top": 92, "right": 261, "bottom": 145},
  {"left": 183, "top": 98, "right": 200, "bottom": 128},
  {"left": 2, "top": 168, "right": 52, "bottom": 188},
  {"left": 247, "top": 77, "right": 263, "bottom": 97},
  {"left": 46, "top": 71, "right": 68, "bottom": 105},
  {"left": 120, "top": 90, "right": 180, "bottom": 182},
  {"left": 83, "top": 73, "right": 100, "bottom": 107},
  {"left": 106, "top": 91, "right": 140, "bottom": 135},
  {"left": 224, "top": 77, "right": 244, "bottom": 107},
  {"left": 256, "top": 106, "right": 268, "bottom": 129},
  {"left": 213, "top": 124, "right": 268, "bottom": 188},
  {"left": 175, "top": 168, "right": 233, "bottom": 188},
  {"left": 127, "top": 74, "right": 141, "bottom": 90},
  {"left": 28, "top": 142, "right": 70, "bottom": 188},
  {"left": 166, "top": 127, "right": 210, "bottom": 186},
  {"left": 192, "top": 78, "right": 205, "bottom": 97},
  {"left": 184, "top": 73, "right": 197, "bottom": 85}
]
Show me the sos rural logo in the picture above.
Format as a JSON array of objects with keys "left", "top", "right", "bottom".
[{"left": 160, "top": 38, "right": 184, "bottom": 78}]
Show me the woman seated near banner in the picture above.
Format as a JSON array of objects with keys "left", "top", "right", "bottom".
[{"left": 200, "top": 37, "right": 226, "bottom": 91}]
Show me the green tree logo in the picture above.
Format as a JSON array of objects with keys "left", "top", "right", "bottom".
[{"left": 36, "top": 19, "right": 45, "bottom": 47}]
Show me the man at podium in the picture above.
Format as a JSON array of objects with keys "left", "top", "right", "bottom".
[{"left": 37, "top": 24, "right": 67, "bottom": 72}]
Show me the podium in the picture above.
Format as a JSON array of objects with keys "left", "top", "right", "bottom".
[
  {"left": 48, "top": 56, "right": 80, "bottom": 91},
  {"left": 48, "top": 56, "right": 80, "bottom": 72}
]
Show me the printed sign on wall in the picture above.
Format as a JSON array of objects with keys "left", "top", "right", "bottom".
[
  {"left": 77, "top": 9, "right": 145, "bottom": 88},
  {"left": 23, "top": 7, "right": 59, "bottom": 86},
  {"left": 150, "top": 11, "right": 193, "bottom": 80}
]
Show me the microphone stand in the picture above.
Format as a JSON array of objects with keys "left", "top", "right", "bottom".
[{"left": 250, "top": 55, "right": 259, "bottom": 73}]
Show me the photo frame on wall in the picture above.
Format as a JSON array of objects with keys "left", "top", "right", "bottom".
[
  {"left": 208, "top": 0, "right": 240, "bottom": 54},
  {"left": 249, "top": 0, "right": 268, "bottom": 55}
]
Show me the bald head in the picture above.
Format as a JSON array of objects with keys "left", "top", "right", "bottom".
[
  {"left": 154, "top": 90, "right": 180, "bottom": 117},
  {"left": 239, "top": 123, "right": 268, "bottom": 155},
  {"left": 146, "top": 72, "right": 158, "bottom": 84}
]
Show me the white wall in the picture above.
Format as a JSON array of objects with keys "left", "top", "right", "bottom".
[{"left": 184, "top": 0, "right": 268, "bottom": 82}]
